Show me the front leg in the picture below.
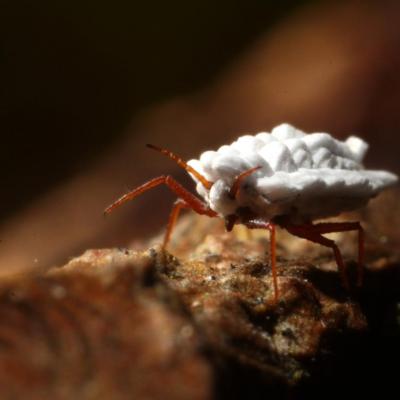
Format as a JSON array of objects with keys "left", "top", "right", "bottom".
[
  {"left": 105, "top": 175, "right": 216, "bottom": 216},
  {"left": 104, "top": 175, "right": 217, "bottom": 248}
]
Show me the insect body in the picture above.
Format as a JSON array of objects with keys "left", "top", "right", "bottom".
[{"left": 105, "top": 124, "right": 398, "bottom": 301}]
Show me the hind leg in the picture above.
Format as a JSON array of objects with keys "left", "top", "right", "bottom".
[
  {"left": 284, "top": 222, "right": 365, "bottom": 290},
  {"left": 306, "top": 222, "right": 364, "bottom": 286}
]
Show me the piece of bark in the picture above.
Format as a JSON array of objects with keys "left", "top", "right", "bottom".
[
  {"left": 0, "top": 189, "right": 398, "bottom": 399},
  {"left": 0, "top": 250, "right": 211, "bottom": 400}
]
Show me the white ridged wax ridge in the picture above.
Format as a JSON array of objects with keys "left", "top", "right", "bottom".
[{"left": 187, "top": 123, "right": 398, "bottom": 221}]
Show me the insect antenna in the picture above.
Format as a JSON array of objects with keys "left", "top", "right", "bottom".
[
  {"left": 146, "top": 144, "right": 213, "bottom": 189},
  {"left": 229, "top": 166, "right": 261, "bottom": 199}
]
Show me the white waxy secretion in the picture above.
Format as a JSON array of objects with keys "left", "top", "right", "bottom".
[{"left": 187, "top": 123, "right": 398, "bottom": 223}]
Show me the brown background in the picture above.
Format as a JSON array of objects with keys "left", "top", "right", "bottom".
[{"left": 1, "top": 0, "right": 399, "bottom": 275}]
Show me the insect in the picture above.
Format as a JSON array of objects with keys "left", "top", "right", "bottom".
[{"left": 105, "top": 123, "right": 398, "bottom": 301}]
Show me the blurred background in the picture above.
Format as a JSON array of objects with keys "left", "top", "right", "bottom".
[{"left": 1, "top": 0, "right": 400, "bottom": 275}]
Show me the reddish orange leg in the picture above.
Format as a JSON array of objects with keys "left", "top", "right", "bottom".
[
  {"left": 163, "top": 200, "right": 190, "bottom": 248},
  {"left": 284, "top": 222, "right": 365, "bottom": 290},
  {"left": 104, "top": 175, "right": 217, "bottom": 247},
  {"left": 229, "top": 166, "right": 262, "bottom": 199},
  {"left": 287, "top": 226, "right": 350, "bottom": 290},
  {"left": 308, "top": 222, "right": 365, "bottom": 286},
  {"left": 245, "top": 221, "right": 278, "bottom": 302}
]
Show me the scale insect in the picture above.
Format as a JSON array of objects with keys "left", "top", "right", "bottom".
[{"left": 105, "top": 123, "right": 398, "bottom": 302}]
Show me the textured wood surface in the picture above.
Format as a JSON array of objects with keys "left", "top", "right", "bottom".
[{"left": 0, "top": 189, "right": 398, "bottom": 399}]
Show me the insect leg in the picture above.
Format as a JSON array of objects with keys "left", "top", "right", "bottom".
[
  {"left": 307, "top": 222, "right": 365, "bottom": 286},
  {"left": 269, "top": 223, "right": 277, "bottom": 301},
  {"left": 229, "top": 166, "right": 262, "bottom": 199},
  {"left": 146, "top": 144, "right": 213, "bottom": 189},
  {"left": 245, "top": 221, "right": 278, "bottom": 303},
  {"left": 285, "top": 225, "right": 350, "bottom": 291},
  {"left": 163, "top": 200, "right": 190, "bottom": 248},
  {"left": 105, "top": 175, "right": 218, "bottom": 248},
  {"left": 104, "top": 176, "right": 166, "bottom": 214},
  {"left": 105, "top": 175, "right": 217, "bottom": 216}
]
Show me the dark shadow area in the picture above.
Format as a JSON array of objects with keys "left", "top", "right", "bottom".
[{"left": 0, "top": 0, "right": 307, "bottom": 218}]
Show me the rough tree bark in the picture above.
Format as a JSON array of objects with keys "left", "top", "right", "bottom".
[{"left": 0, "top": 189, "right": 398, "bottom": 399}]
